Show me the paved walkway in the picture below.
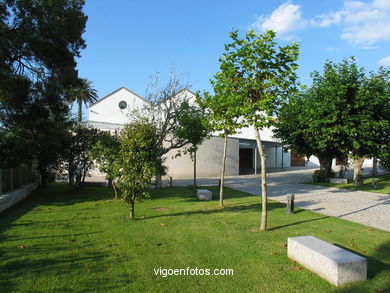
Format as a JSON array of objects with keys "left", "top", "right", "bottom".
[{"left": 170, "top": 167, "right": 390, "bottom": 232}]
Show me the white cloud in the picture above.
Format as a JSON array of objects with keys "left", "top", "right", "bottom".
[
  {"left": 251, "top": 1, "right": 307, "bottom": 41},
  {"left": 318, "top": 0, "right": 390, "bottom": 48},
  {"left": 379, "top": 56, "right": 390, "bottom": 66},
  {"left": 373, "top": 0, "right": 390, "bottom": 11},
  {"left": 312, "top": 11, "right": 344, "bottom": 28},
  {"left": 252, "top": 0, "right": 390, "bottom": 48}
]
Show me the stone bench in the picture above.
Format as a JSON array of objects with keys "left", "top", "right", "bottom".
[
  {"left": 288, "top": 236, "right": 367, "bottom": 286},
  {"left": 196, "top": 189, "right": 212, "bottom": 201},
  {"left": 329, "top": 178, "right": 348, "bottom": 184},
  {"left": 0, "top": 183, "right": 38, "bottom": 214}
]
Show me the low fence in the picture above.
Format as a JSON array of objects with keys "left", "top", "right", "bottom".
[{"left": 0, "top": 164, "right": 38, "bottom": 196}]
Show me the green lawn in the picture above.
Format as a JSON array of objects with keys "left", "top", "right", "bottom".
[
  {"left": 306, "top": 173, "right": 390, "bottom": 195},
  {"left": 0, "top": 184, "right": 389, "bottom": 293}
]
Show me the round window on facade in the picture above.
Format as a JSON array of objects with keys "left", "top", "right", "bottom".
[{"left": 118, "top": 101, "right": 127, "bottom": 109}]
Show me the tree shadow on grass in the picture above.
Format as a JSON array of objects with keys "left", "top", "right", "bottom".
[
  {"left": 268, "top": 216, "right": 330, "bottom": 231},
  {"left": 331, "top": 240, "right": 390, "bottom": 293},
  {"left": 0, "top": 245, "right": 118, "bottom": 292},
  {"left": 144, "top": 201, "right": 286, "bottom": 219},
  {"left": 149, "top": 186, "right": 256, "bottom": 201},
  {"left": 0, "top": 183, "right": 114, "bottom": 232}
]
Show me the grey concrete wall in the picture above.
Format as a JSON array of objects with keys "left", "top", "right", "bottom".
[
  {"left": 265, "top": 147, "right": 291, "bottom": 168},
  {"left": 164, "top": 136, "right": 239, "bottom": 178},
  {"left": 0, "top": 183, "right": 38, "bottom": 214}
]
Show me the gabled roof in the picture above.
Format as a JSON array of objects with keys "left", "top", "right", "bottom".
[
  {"left": 90, "top": 87, "right": 196, "bottom": 108},
  {"left": 89, "top": 87, "right": 149, "bottom": 107}
]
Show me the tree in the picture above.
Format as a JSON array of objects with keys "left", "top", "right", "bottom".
[
  {"left": 0, "top": 76, "right": 73, "bottom": 186},
  {"left": 63, "top": 123, "right": 102, "bottom": 188},
  {"left": 348, "top": 67, "right": 390, "bottom": 185},
  {"left": 0, "top": 0, "right": 86, "bottom": 88},
  {"left": 0, "top": 0, "right": 87, "bottom": 185},
  {"left": 89, "top": 131, "right": 120, "bottom": 198},
  {"left": 134, "top": 72, "right": 204, "bottom": 188},
  {"left": 197, "top": 89, "right": 243, "bottom": 207},
  {"left": 275, "top": 59, "right": 390, "bottom": 186},
  {"left": 116, "top": 120, "right": 158, "bottom": 219},
  {"left": 275, "top": 88, "right": 347, "bottom": 179},
  {"left": 67, "top": 78, "right": 98, "bottom": 122},
  {"left": 174, "top": 101, "right": 210, "bottom": 187},
  {"left": 214, "top": 29, "right": 299, "bottom": 230}
]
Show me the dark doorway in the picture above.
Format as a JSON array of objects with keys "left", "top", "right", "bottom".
[{"left": 239, "top": 148, "right": 254, "bottom": 174}]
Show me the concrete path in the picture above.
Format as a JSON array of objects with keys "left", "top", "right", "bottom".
[{"left": 170, "top": 167, "right": 390, "bottom": 232}]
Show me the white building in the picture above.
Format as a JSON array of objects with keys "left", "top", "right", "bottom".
[{"left": 87, "top": 87, "right": 307, "bottom": 178}]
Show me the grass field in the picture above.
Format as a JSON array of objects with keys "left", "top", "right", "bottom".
[
  {"left": 307, "top": 173, "right": 390, "bottom": 195},
  {"left": 0, "top": 184, "right": 389, "bottom": 292}
]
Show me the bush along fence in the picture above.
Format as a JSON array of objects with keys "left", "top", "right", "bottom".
[{"left": 0, "top": 163, "right": 38, "bottom": 196}]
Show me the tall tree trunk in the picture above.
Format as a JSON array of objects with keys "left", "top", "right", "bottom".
[
  {"left": 78, "top": 100, "right": 82, "bottom": 122},
  {"left": 112, "top": 179, "right": 118, "bottom": 199},
  {"left": 373, "top": 156, "right": 378, "bottom": 177},
  {"left": 254, "top": 127, "right": 267, "bottom": 231},
  {"left": 318, "top": 156, "right": 333, "bottom": 179},
  {"left": 129, "top": 199, "right": 135, "bottom": 219},
  {"left": 38, "top": 164, "right": 47, "bottom": 187},
  {"left": 155, "top": 156, "right": 163, "bottom": 188},
  {"left": 68, "top": 159, "right": 75, "bottom": 186},
  {"left": 219, "top": 132, "right": 228, "bottom": 207},
  {"left": 193, "top": 150, "right": 197, "bottom": 188},
  {"left": 353, "top": 156, "right": 366, "bottom": 186}
]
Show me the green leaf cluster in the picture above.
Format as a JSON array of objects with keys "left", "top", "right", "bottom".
[
  {"left": 116, "top": 120, "right": 159, "bottom": 217},
  {"left": 275, "top": 58, "right": 390, "bottom": 163}
]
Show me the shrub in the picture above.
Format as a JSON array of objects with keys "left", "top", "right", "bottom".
[{"left": 312, "top": 169, "right": 335, "bottom": 183}]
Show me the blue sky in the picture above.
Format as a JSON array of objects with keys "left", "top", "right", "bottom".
[{"left": 75, "top": 0, "right": 390, "bottom": 116}]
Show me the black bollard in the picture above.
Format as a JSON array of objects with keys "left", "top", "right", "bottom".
[
  {"left": 286, "top": 193, "right": 295, "bottom": 214},
  {"left": 169, "top": 176, "right": 173, "bottom": 188},
  {"left": 218, "top": 179, "right": 221, "bottom": 190}
]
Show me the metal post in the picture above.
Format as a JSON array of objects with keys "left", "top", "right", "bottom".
[
  {"left": 169, "top": 176, "right": 172, "bottom": 188},
  {"left": 281, "top": 147, "right": 284, "bottom": 170},
  {"left": 286, "top": 193, "right": 295, "bottom": 214}
]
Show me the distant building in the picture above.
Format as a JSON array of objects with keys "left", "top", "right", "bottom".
[{"left": 87, "top": 87, "right": 308, "bottom": 178}]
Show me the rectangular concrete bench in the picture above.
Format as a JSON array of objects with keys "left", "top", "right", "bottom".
[
  {"left": 0, "top": 183, "right": 38, "bottom": 214},
  {"left": 288, "top": 236, "right": 367, "bottom": 286},
  {"left": 329, "top": 178, "right": 348, "bottom": 184}
]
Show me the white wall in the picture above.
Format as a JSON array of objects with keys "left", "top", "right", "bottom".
[
  {"left": 89, "top": 88, "right": 148, "bottom": 124},
  {"left": 229, "top": 125, "right": 277, "bottom": 142},
  {"left": 307, "top": 156, "right": 374, "bottom": 169}
]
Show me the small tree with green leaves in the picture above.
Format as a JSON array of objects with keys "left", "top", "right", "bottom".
[
  {"left": 64, "top": 123, "right": 102, "bottom": 188},
  {"left": 116, "top": 121, "right": 158, "bottom": 219},
  {"left": 216, "top": 29, "right": 299, "bottom": 231},
  {"left": 197, "top": 89, "right": 243, "bottom": 206},
  {"left": 174, "top": 101, "right": 210, "bottom": 187},
  {"left": 89, "top": 131, "right": 120, "bottom": 198}
]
